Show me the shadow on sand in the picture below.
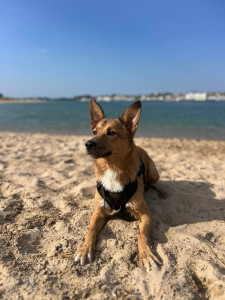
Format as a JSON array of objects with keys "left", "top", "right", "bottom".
[
  {"left": 145, "top": 180, "right": 225, "bottom": 243},
  {"left": 108, "top": 179, "right": 225, "bottom": 245}
]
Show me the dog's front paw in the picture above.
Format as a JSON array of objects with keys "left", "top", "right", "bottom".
[
  {"left": 74, "top": 242, "right": 93, "bottom": 266},
  {"left": 140, "top": 246, "right": 161, "bottom": 272}
]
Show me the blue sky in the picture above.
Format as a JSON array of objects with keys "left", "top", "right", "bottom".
[{"left": 0, "top": 0, "right": 225, "bottom": 97}]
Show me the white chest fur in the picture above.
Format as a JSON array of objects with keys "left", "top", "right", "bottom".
[{"left": 100, "top": 169, "right": 124, "bottom": 193}]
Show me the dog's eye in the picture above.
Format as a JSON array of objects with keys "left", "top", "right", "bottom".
[
  {"left": 92, "top": 130, "right": 97, "bottom": 135},
  {"left": 107, "top": 130, "right": 116, "bottom": 136}
]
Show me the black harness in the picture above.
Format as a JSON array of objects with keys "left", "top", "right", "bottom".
[{"left": 97, "top": 159, "right": 145, "bottom": 212}]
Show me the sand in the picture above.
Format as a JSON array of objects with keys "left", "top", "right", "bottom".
[{"left": 0, "top": 132, "right": 225, "bottom": 300}]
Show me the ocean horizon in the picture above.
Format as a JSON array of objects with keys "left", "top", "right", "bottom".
[{"left": 0, "top": 101, "right": 225, "bottom": 140}]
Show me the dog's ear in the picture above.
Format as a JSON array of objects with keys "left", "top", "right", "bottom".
[
  {"left": 89, "top": 98, "right": 106, "bottom": 129},
  {"left": 119, "top": 101, "right": 141, "bottom": 136}
]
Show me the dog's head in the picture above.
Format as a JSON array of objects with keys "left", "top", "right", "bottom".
[{"left": 85, "top": 98, "right": 141, "bottom": 159}]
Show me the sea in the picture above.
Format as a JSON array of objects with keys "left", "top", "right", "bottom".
[{"left": 0, "top": 101, "right": 225, "bottom": 140}]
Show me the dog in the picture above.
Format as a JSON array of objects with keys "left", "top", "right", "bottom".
[{"left": 75, "top": 99, "right": 161, "bottom": 271}]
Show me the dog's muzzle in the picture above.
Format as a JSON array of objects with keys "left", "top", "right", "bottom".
[
  {"left": 85, "top": 139, "right": 112, "bottom": 158},
  {"left": 85, "top": 140, "right": 96, "bottom": 150}
]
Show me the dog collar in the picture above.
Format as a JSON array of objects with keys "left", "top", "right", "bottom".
[{"left": 97, "top": 159, "right": 145, "bottom": 212}]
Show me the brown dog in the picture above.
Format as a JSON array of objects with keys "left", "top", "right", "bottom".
[{"left": 75, "top": 99, "right": 161, "bottom": 271}]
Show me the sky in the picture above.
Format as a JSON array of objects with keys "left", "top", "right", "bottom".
[{"left": 0, "top": 0, "right": 225, "bottom": 98}]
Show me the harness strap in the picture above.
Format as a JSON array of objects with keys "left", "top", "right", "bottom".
[
  {"left": 97, "top": 159, "right": 145, "bottom": 212},
  {"left": 138, "top": 159, "right": 146, "bottom": 183}
]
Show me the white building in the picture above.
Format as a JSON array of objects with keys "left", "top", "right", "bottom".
[{"left": 185, "top": 93, "right": 207, "bottom": 101}]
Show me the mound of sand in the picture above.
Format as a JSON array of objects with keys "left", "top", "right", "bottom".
[{"left": 0, "top": 132, "right": 225, "bottom": 299}]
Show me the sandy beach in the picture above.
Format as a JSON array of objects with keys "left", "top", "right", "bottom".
[{"left": 0, "top": 132, "right": 225, "bottom": 299}]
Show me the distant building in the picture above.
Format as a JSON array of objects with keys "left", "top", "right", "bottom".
[
  {"left": 71, "top": 91, "right": 225, "bottom": 102},
  {"left": 185, "top": 93, "right": 207, "bottom": 101},
  {"left": 207, "top": 92, "right": 225, "bottom": 101}
]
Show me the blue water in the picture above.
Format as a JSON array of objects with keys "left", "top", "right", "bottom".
[{"left": 0, "top": 101, "right": 225, "bottom": 140}]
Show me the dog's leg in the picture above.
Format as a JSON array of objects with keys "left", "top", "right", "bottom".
[
  {"left": 75, "top": 208, "right": 107, "bottom": 265},
  {"left": 146, "top": 158, "right": 167, "bottom": 199},
  {"left": 138, "top": 211, "right": 160, "bottom": 271},
  {"left": 145, "top": 157, "right": 159, "bottom": 185},
  {"left": 128, "top": 200, "right": 161, "bottom": 271}
]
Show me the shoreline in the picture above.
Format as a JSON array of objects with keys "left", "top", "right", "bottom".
[
  {"left": 0, "top": 98, "right": 46, "bottom": 103},
  {"left": 1, "top": 132, "right": 225, "bottom": 299},
  {"left": 1, "top": 130, "right": 225, "bottom": 142},
  {"left": 1, "top": 99, "right": 225, "bottom": 103}
]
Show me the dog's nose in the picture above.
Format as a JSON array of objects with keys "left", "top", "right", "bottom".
[{"left": 85, "top": 140, "right": 96, "bottom": 149}]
